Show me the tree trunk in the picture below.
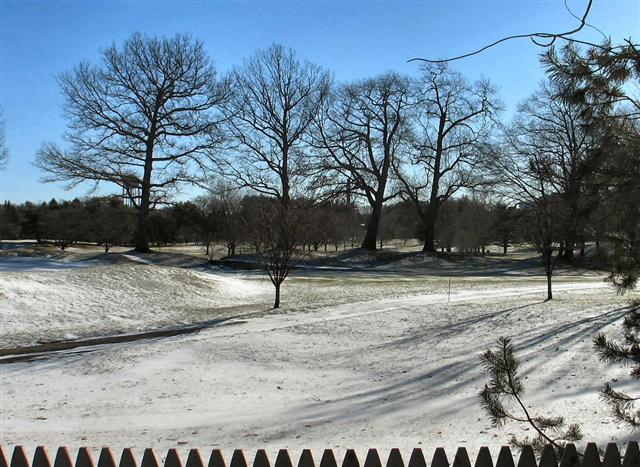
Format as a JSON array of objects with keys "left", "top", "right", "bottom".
[
  {"left": 361, "top": 199, "right": 384, "bottom": 251},
  {"left": 562, "top": 241, "right": 575, "bottom": 260},
  {"left": 556, "top": 241, "right": 565, "bottom": 259},
  {"left": 135, "top": 139, "right": 155, "bottom": 253},
  {"left": 273, "top": 282, "right": 281, "bottom": 309},
  {"left": 422, "top": 210, "right": 437, "bottom": 252},
  {"left": 135, "top": 200, "right": 151, "bottom": 252},
  {"left": 543, "top": 245, "right": 554, "bottom": 301}
]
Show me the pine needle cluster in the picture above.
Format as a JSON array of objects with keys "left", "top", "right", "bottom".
[
  {"left": 479, "top": 337, "right": 583, "bottom": 455},
  {"left": 594, "top": 300, "right": 640, "bottom": 429}
]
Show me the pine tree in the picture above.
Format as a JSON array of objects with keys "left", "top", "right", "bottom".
[
  {"left": 594, "top": 300, "right": 640, "bottom": 429},
  {"left": 479, "top": 337, "right": 582, "bottom": 454}
]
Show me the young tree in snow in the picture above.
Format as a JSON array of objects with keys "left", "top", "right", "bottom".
[
  {"left": 480, "top": 337, "right": 583, "bottom": 455},
  {"left": 313, "top": 72, "right": 415, "bottom": 251},
  {"left": 488, "top": 129, "right": 562, "bottom": 301},
  {"left": 492, "top": 203, "right": 519, "bottom": 255},
  {"left": 258, "top": 204, "right": 308, "bottom": 309},
  {"left": 41, "top": 199, "right": 90, "bottom": 250},
  {"left": 201, "top": 180, "right": 244, "bottom": 257},
  {"left": 36, "top": 33, "right": 229, "bottom": 253},
  {"left": 86, "top": 197, "right": 135, "bottom": 252}
]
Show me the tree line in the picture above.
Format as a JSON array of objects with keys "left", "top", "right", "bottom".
[
  {"left": 0, "top": 193, "right": 540, "bottom": 258},
  {"left": 17, "top": 33, "right": 636, "bottom": 300}
]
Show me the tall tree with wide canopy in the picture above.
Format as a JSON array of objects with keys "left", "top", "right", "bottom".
[
  {"left": 36, "top": 33, "right": 229, "bottom": 252},
  {"left": 312, "top": 72, "right": 415, "bottom": 251},
  {"left": 396, "top": 64, "right": 498, "bottom": 253},
  {"left": 221, "top": 44, "right": 331, "bottom": 212}
]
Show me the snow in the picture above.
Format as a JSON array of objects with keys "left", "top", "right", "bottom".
[
  {"left": 0, "top": 256, "right": 271, "bottom": 348},
  {"left": 1, "top": 253, "right": 638, "bottom": 457}
]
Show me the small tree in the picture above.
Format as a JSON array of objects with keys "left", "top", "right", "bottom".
[
  {"left": 259, "top": 206, "right": 308, "bottom": 309},
  {"left": 41, "top": 200, "right": 89, "bottom": 251},
  {"left": 480, "top": 337, "right": 583, "bottom": 454},
  {"left": 87, "top": 197, "right": 135, "bottom": 252}
]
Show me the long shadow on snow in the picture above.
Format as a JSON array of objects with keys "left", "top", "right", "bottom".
[
  {"left": 0, "top": 316, "right": 249, "bottom": 364},
  {"left": 275, "top": 302, "right": 630, "bottom": 437}
]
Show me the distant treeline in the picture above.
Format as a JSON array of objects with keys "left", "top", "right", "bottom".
[{"left": 0, "top": 193, "right": 615, "bottom": 260}]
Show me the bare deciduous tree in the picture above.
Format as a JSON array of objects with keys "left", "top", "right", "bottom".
[
  {"left": 36, "top": 33, "right": 229, "bottom": 252},
  {"left": 258, "top": 205, "right": 309, "bottom": 309},
  {"left": 313, "top": 72, "right": 415, "bottom": 251},
  {"left": 396, "top": 64, "right": 498, "bottom": 253},
  {"left": 516, "top": 81, "right": 597, "bottom": 260},
  {"left": 221, "top": 44, "right": 331, "bottom": 212},
  {"left": 490, "top": 112, "right": 565, "bottom": 300}
]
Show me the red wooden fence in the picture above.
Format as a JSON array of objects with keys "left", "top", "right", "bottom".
[{"left": 1, "top": 442, "right": 638, "bottom": 467}]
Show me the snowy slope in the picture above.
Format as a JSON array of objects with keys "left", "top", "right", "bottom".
[
  {"left": 0, "top": 257, "right": 271, "bottom": 348},
  {"left": 1, "top": 262, "right": 637, "bottom": 455}
]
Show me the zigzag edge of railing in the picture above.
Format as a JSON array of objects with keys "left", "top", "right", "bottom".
[{"left": 1, "top": 442, "right": 639, "bottom": 467}]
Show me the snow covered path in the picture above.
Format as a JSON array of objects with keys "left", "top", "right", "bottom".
[{"left": 1, "top": 275, "right": 636, "bottom": 456}]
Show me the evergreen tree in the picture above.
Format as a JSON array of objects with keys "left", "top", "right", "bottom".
[
  {"left": 594, "top": 300, "right": 640, "bottom": 430},
  {"left": 479, "top": 337, "right": 582, "bottom": 454}
]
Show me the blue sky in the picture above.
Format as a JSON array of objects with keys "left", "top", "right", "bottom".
[{"left": 1, "top": 0, "right": 638, "bottom": 203}]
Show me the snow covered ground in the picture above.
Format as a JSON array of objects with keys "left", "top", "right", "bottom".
[
  {"left": 1, "top": 251, "right": 638, "bottom": 457},
  {"left": 0, "top": 256, "right": 271, "bottom": 348}
]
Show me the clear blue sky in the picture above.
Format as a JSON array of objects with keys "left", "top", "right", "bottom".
[{"left": 1, "top": 0, "right": 638, "bottom": 204}]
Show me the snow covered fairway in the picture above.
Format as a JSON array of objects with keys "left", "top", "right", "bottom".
[{"left": 1, "top": 252, "right": 638, "bottom": 455}]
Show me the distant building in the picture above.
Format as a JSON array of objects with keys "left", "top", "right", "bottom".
[{"left": 121, "top": 174, "right": 142, "bottom": 207}]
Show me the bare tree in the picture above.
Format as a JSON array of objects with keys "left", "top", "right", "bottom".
[
  {"left": 490, "top": 111, "right": 565, "bottom": 300},
  {"left": 203, "top": 179, "right": 244, "bottom": 257},
  {"left": 258, "top": 204, "right": 308, "bottom": 309},
  {"left": 312, "top": 72, "right": 415, "bottom": 251},
  {"left": 396, "top": 64, "right": 498, "bottom": 253},
  {"left": 36, "top": 33, "right": 229, "bottom": 252},
  {"left": 545, "top": 41, "right": 640, "bottom": 289},
  {"left": 515, "top": 81, "right": 598, "bottom": 260},
  {"left": 221, "top": 44, "right": 331, "bottom": 212},
  {"left": 86, "top": 197, "right": 136, "bottom": 252}
]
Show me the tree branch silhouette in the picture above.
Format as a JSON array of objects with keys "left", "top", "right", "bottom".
[{"left": 408, "top": 0, "right": 596, "bottom": 63}]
